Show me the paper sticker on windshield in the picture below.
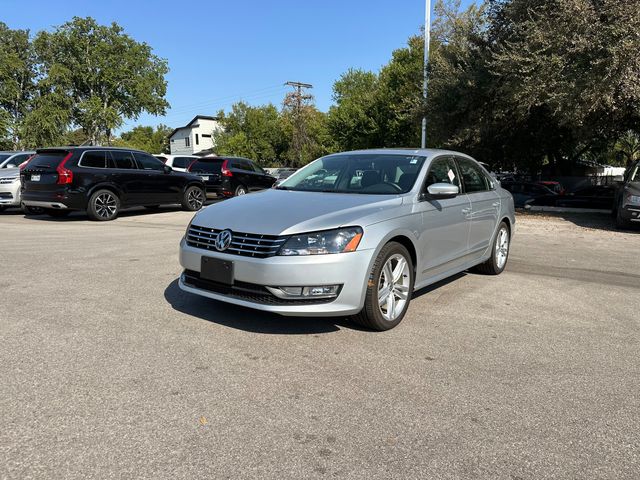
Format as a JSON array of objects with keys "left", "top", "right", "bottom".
[
  {"left": 447, "top": 169, "right": 456, "bottom": 182},
  {"left": 410, "top": 158, "right": 418, "bottom": 164}
]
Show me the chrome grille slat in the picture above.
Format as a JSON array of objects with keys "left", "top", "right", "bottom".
[{"left": 186, "top": 225, "right": 287, "bottom": 258}]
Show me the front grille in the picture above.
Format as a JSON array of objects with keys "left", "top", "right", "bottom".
[
  {"left": 0, "top": 177, "right": 17, "bottom": 184},
  {"left": 182, "top": 270, "right": 334, "bottom": 305},
  {"left": 186, "top": 225, "right": 287, "bottom": 258}
]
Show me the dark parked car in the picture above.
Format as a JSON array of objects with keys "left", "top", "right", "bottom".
[
  {"left": 555, "top": 185, "right": 615, "bottom": 210},
  {"left": 613, "top": 160, "right": 640, "bottom": 228},
  {"left": 21, "top": 147, "right": 206, "bottom": 221},
  {"left": 187, "top": 156, "right": 276, "bottom": 198},
  {"left": 501, "top": 181, "right": 557, "bottom": 208}
]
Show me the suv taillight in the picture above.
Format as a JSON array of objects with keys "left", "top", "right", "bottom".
[
  {"left": 221, "top": 159, "right": 233, "bottom": 177},
  {"left": 56, "top": 153, "right": 74, "bottom": 185}
]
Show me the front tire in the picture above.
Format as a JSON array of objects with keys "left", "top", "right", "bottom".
[
  {"left": 87, "top": 189, "right": 120, "bottom": 221},
  {"left": 475, "top": 221, "right": 510, "bottom": 275},
  {"left": 182, "top": 185, "right": 205, "bottom": 211},
  {"left": 351, "top": 242, "right": 414, "bottom": 331}
]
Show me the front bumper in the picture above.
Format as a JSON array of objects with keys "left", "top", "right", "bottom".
[
  {"left": 178, "top": 238, "right": 374, "bottom": 316},
  {"left": 0, "top": 180, "right": 21, "bottom": 207},
  {"left": 620, "top": 204, "right": 640, "bottom": 222}
]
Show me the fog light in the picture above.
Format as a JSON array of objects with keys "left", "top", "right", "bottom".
[{"left": 266, "top": 285, "right": 341, "bottom": 299}]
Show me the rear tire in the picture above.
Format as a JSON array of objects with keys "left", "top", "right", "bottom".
[
  {"left": 87, "top": 189, "right": 120, "bottom": 221},
  {"left": 45, "top": 209, "right": 71, "bottom": 218},
  {"left": 235, "top": 185, "right": 247, "bottom": 196},
  {"left": 475, "top": 221, "right": 510, "bottom": 275},
  {"left": 182, "top": 185, "right": 205, "bottom": 211},
  {"left": 351, "top": 242, "right": 414, "bottom": 331}
]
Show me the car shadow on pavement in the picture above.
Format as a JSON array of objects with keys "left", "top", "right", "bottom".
[
  {"left": 411, "top": 272, "right": 466, "bottom": 300},
  {"left": 521, "top": 211, "right": 639, "bottom": 233},
  {"left": 163, "top": 279, "right": 365, "bottom": 335}
]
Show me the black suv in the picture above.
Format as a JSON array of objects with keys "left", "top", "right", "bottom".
[
  {"left": 21, "top": 147, "right": 206, "bottom": 221},
  {"left": 187, "top": 156, "right": 276, "bottom": 198}
]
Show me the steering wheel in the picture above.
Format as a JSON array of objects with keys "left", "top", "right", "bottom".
[
  {"left": 382, "top": 182, "right": 403, "bottom": 193},
  {"left": 361, "top": 182, "right": 403, "bottom": 193}
]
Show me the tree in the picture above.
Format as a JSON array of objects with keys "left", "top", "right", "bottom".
[
  {"left": 0, "top": 22, "right": 37, "bottom": 149},
  {"left": 114, "top": 124, "right": 172, "bottom": 153},
  {"left": 213, "top": 102, "right": 288, "bottom": 163},
  {"left": 33, "top": 17, "right": 169, "bottom": 145}
]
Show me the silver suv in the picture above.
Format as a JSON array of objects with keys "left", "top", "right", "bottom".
[{"left": 178, "top": 149, "right": 516, "bottom": 330}]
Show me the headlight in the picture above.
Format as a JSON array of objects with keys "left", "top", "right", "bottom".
[
  {"left": 279, "top": 227, "right": 363, "bottom": 256},
  {"left": 627, "top": 195, "right": 640, "bottom": 206}
]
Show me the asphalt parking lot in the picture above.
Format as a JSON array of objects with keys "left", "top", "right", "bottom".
[{"left": 1, "top": 208, "right": 639, "bottom": 479}]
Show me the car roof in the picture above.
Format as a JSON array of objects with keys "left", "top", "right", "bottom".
[
  {"left": 332, "top": 148, "right": 477, "bottom": 161},
  {"left": 35, "top": 146, "right": 146, "bottom": 153}
]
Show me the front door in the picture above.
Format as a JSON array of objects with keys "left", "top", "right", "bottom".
[
  {"left": 415, "top": 156, "right": 471, "bottom": 277},
  {"left": 134, "top": 152, "right": 177, "bottom": 204},
  {"left": 456, "top": 157, "right": 500, "bottom": 256}
]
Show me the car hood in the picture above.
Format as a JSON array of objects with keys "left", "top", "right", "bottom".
[
  {"left": 192, "top": 189, "right": 405, "bottom": 235},
  {"left": 0, "top": 167, "right": 19, "bottom": 179}
]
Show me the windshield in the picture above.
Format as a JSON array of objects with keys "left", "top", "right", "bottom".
[
  {"left": 0, "top": 154, "right": 12, "bottom": 167},
  {"left": 277, "top": 153, "right": 426, "bottom": 194},
  {"left": 189, "top": 159, "right": 222, "bottom": 173}
]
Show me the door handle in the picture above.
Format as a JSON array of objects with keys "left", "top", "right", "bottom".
[
  {"left": 492, "top": 202, "right": 500, "bottom": 207},
  {"left": 461, "top": 207, "right": 471, "bottom": 214}
]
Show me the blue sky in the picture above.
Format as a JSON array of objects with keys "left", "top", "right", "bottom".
[{"left": 2, "top": 0, "right": 475, "bottom": 132}]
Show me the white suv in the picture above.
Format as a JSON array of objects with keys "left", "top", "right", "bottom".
[{"left": 153, "top": 154, "right": 198, "bottom": 172}]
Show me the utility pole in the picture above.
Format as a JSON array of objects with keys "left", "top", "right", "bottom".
[
  {"left": 284, "top": 81, "right": 313, "bottom": 166},
  {"left": 421, "top": 0, "right": 432, "bottom": 149}
]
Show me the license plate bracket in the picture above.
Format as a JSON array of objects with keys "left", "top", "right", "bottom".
[{"left": 200, "top": 256, "right": 234, "bottom": 285}]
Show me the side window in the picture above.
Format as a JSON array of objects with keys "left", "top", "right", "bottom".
[
  {"left": 423, "top": 157, "right": 460, "bottom": 189},
  {"left": 251, "top": 162, "right": 265, "bottom": 174},
  {"left": 111, "top": 151, "right": 136, "bottom": 169},
  {"left": 185, "top": 137, "right": 190, "bottom": 147},
  {"left": 457, "top": 157, "right": 489, "bottom": 193},
  {"left": 173, "top": 157, "right": 191, "bottom": 169},
  {"left": 233, "top": 160, "right": 252, "bottom": 171},
  {"left": 81, "top": 150, "right": 108, "bottom": 168},
  {"left": 134, "top": 152, "right": 165, "bottom": 171}
]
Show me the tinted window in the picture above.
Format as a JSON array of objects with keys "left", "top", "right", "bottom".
[
  {"left": 81, "top": 150, "right": 108, "bottom": 168},
  {"left": 251, "top": 162, "right": 266, "bottom": 174},
  {"left": 232, "top": 159, "right": 253, "bottom": 171},
  {"left": 111, "top": 151, "right": 136, "bottom": 169},
  {"left": 28, "top": 152, "right": 67, "bottom": 169},
  {"left": 424, "top": 157, "right": 460, "bottom": 189},
  {"left": 457, "top": 158, "right": 489, "bottom": 193},
  {"left": 154, "top": 156, "right": 167, "bottom": 163},
  {"left": 135, "top": 152, "right": 164, "bottom": 171},
  {"left": 7, "top": 154, "right": 29, "bottom": 166},
  {"left": 173, "top": 157, "right": 192, "bottom": 169},
  {"left": 190, "top": 159, "right": 223, "bottom": 174}
]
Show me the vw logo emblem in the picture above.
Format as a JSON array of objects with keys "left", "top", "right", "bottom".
[{"left": 215, "top": 229, "right": 233, "bottom": 252}]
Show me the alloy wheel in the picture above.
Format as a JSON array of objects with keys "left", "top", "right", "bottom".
[
  {"left": 377, "top": 253, "right": 411, "bottom": 322},
  {"left": 495, "top": 227, "right": 509, "bottom": 269},
  {"left": 187, "top": 188, "right": 204, "bottom": 209},
  {"left": 95, "top": 192, "right": 117, "bottom": 219}
]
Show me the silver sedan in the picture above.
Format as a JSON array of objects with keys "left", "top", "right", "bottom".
[{"left": 178, "top": 149, "right": 515, "bottom": 330}]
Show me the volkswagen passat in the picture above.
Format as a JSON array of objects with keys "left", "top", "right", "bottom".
[{"left": 178, "top": 149, "right": 515, "bottom": 331}]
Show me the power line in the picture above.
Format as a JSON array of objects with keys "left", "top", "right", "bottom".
[{"left": 284, "top": 81, "right": 314, "bottom": 166}]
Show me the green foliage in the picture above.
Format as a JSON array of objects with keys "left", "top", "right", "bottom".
[
  {"left": 0, "top": 17, "right": 169, "bottom": 149},
  {"left": 33, "top": 17, "right": 169, "bottom": 145},
  {"left": 114, "top": 124, "right": 172, "bottom": 153}
]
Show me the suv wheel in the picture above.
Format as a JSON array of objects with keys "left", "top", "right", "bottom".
[
  {"left": 351, "top": 242, "right": 414, "bottom": 331},
  {"left": 182, "top": 185, "right": 205, "bottom": 211},
  {"left": 235, "top": 185, "right": 247, "bottom": 196},
  {"left": 88, "top": 189, "right": 120, "bottom": 221}
]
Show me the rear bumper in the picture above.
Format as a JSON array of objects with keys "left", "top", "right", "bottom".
[
  {"left": 178, "top": 238, "right": 374, "bottom": 316},
  {"left": 21, "top": 189, "right": 86, "bottom": 210}
]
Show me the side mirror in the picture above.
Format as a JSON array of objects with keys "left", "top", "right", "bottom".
[
  {"left": 163, "top": 165, "right": 172, "bottom": 174},
  {"left": 425, "top": 183, "right": 459, "bottom": 199}
]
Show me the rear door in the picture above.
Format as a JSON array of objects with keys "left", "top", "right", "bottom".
[
  {"left": 249, "top": 161, "right": 276, "bottom": 190},
  {"left": 108, "top": 150, "right": 143, "bottom": 206},
  {"left": 456, "top": 156, "right": 500, "bottom": 256},
  {"left": 230, "top": 159, "right": 255, "bottom": 190},
  {"left": 416, "top": 156, "right": 472, "bottom": 275}
]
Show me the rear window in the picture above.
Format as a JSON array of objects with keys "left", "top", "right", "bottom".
[
  {"left": 111, "top": 151, "right": 136, "bottom": 169},
  {"left": 189, "top": 160, "right": 223, "bottom": 173},
  {"left": 29, "top": 152, "right": 68, "bottom": 169},
  {"left": 80, "top": 151, "right": 109, "bottom": 168}
]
